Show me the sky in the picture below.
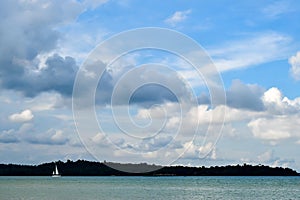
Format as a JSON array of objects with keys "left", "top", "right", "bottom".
[{"left": 1, "top": 0, "right": 300, "bottom": 171}]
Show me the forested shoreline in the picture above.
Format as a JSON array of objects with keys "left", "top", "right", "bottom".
[{"left": 0, "top": 160, "right": 298, "bottom": 176}]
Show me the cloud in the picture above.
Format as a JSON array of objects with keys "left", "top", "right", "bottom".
[
  {"left": 90, "top": 84, "right": 300, "bottom": 164},
  {"left": 248, "top": 117, "right": 293, "bottom": 141},
  {"left": 248, "top": 115, "right": 300, "bottom": 142},
  {"left": 94, "top": 66, "right": 264, "bottom": 111},
  {"left": 165, "top": 9, "right": 191, "bottom": 27},
  {"left": 91, "top": 132, "right": 110, "bottom": 147},
  {"left": 0, "top": 129, "right": 19, "bottom": 143},
  {"left": 0, "top": 123, "right": 32, "bottom": 144},
  {"left": 94, "top": 63, "right": 193, "bottom": 107},
  {"left": 198, "top": 142, "right": 217, "bottom": 160},
  {"left": 0, "top": 122, "right": 70, "bottom": 145},
  {"left": 262, "top": 1, "right": 293, "bottom": 19},
  {"left": 9, "top": 109, "right": 34, "bottom": 123},
  {"left": 0, "top": 0, "right": 81, "bottom": 97},
  {"left": 160, "top": 86, "right": 300, "bottom": 144},
  {"left": 28, "top": 92, "right": 68, "bottom": 111},
  {"left": 18, "top": 123, "right": 34, "bottom": 134},
  {"left": 226, "top": 80, "right": 265, "bottom": 111},
  {"left": 180, "top": 141, "right": 217, "bottom": 160},
  {"left": 257, "top": 150, "right": 274, "bottom": 163},
  {"left": 129, "top": 84, "right": 178, "bottom": 106},
  {"left": 74, "top": 53, "right": 196, "bottom": 108},
  {"left": 289, "top": 51, "right": 300, "bottom": 81},
  {"left": 210, "top": 32, "right": 292, "bottom": 72},
  {"left": 0, "top": 0, "right": 81, "bottom": 62},
  {"left": 248, "top": 87, "right": 300, "bottom": 141},
  {"left": 76, "top": 84, "right": 300, "bottom": 166},
  {"left": 2, "top": 54, "right": 77, "bottom": 97},
  {"left": 138, "top": 99, "right": 258, "bottom": 138},
  {"left": 256, "top": 150, "right": 295, "bottom": 168},
  {"left": 139, "top": 136, "right": 174, "bottom": 152},
  {"left": 83, "top": 0, "right": 109, "bottom": 9},
  {"left": 26, "top": 129, "right": 69, "bottom": 145},
  {"left": 262, "top": 87, "right": 300, "bottom": 115},
  {"left": 51, "top": 130, "right": 69, "bottom": 145},
  {"left": 196, "top": 80, "right": 266, "bottom": 111}
]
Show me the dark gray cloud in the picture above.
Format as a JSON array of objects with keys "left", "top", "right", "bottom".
[
  {"left": 0, "top": 0, "right": 81, "bottom": 97},
  {"left": 73, "top": 62, "right": 191, "bottom": 109},
  {"left": 95, "top": 69, "right": 114, "bottom": 104},
  {"left": 94, "top": 65, "right": 192, "bottom": 107},
  {"left": 129, "top": 84, "right": 178, "bottom": 106},
  {"left": 1, "top": 54, "right": 77, "bottom": 97},
  {"left": 197, "top": 80, "right": 266, "bottom": 111},
  {"left": 227, "top": 79, "right": 265, "bottom": 111}
]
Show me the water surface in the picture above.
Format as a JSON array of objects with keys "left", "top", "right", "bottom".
[{"left": 0, "top": 176, "right": 299, "bottom": 199}]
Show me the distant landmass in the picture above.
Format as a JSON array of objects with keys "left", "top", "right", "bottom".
[{"left": 0, "top": 160, "right": 298, "bottom": 176}]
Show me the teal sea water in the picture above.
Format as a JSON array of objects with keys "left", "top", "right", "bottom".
[{"left": 0, "top": 176, "right": 299, "bottom": 200}]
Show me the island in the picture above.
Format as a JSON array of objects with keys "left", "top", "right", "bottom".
[{"left": 0, "top": 160, "right": 298, "bottom": 176}]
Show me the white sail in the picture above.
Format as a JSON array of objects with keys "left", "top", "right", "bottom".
[
  {"left": 55, "top": 165, "right": 59, "bottom": 175},
  {"left": 52, "top": 164, "right": 61, "bottom": 177}
]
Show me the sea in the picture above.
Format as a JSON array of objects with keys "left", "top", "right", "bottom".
[{"left": 0, "top": 176, "right": 299, "bottom": 200}]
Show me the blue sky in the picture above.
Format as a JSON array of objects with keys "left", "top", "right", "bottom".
[{"left": 0, "top": 0, "right": 300, "bottom": 171}]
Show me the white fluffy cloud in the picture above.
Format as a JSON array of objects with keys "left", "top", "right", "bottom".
[
  {"left": 163, "top": 86, "right": 300, "bottom": 144},
  {"left": 248, "top": 87, "right": 300, "bottom": 141},
  {"left": 289, "top": 51, "right": 300, "bottom": 81},
  {"left": 165, "top": 9, "right": 192, "bottom": 27},
  {"left": 248, "top": 117, "right": 294, "bottom": 141},
  {"left": 9, "top": 109, "right": 34, "bottom": 123},
  {"left": 262, "top": 87, "right": 300, "bottom": 114}
]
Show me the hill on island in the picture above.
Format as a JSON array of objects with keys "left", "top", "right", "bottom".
[{"left": 0, "top": 160, "right": 298, "bottom": 176}]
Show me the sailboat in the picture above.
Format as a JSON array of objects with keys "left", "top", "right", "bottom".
[{"left": 52, "top": 164, "right": 61, "bottom": 177}]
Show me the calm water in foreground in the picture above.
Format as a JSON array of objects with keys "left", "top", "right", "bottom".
[{"left": 0, "top": 176, "right": 299, "bottom": 200}]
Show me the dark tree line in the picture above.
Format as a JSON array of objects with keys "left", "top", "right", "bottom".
[{"left": 0, "top": 160, "right": 298, "bottom": 176}]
